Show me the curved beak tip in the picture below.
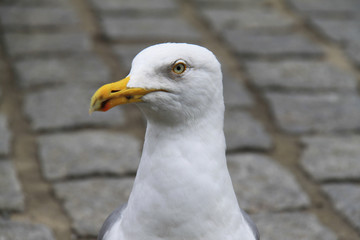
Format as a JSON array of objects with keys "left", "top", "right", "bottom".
[{"left": 88, "top": 76, "right": 163, "bottom": 114}]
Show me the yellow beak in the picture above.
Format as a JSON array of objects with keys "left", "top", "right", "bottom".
[{"left": 89, "top": 76, "right": 158, "bottom": 114}]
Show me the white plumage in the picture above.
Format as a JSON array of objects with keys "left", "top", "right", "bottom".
[{"left": 91, "top": 43, "right": 259, "bottom": 240}]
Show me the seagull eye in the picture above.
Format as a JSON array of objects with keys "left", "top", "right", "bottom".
[{"left": 172, "top": 62, "right": 186, "bottom": 74}]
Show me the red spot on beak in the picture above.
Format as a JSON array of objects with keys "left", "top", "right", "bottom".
[{"left": 101, "top": 100, "right": 111, "bottom": 112}]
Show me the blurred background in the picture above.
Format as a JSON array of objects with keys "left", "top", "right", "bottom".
[{"left": 0, "top": 0, "right": 360, "bottom": 239}]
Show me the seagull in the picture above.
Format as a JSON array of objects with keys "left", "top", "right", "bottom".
[{"left": 89, "top": 43, "right": 260, "bottom": 240}]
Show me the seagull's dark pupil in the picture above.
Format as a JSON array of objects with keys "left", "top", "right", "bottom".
[{"left": 173, "top": 62, "right": 186, "bottom": 74}]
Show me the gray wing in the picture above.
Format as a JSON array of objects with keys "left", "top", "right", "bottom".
[
  {"left": 98, "top": 203, "right": 128, "bottom": 240},
  {"left": 240, "top": 208, "right": 260, "bottom": 240}
]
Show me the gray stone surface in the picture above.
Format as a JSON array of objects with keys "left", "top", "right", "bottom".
[
  {"left": 4, "top": 33, "right": 92, "bottom": 57},
  {"left": 113, "top": 44, "right": 152, "bottom": 72},
  {"left": 24, "top": 87, "right": 126, "bottom": 131},
  {"left": 266, "top": 92, "right": 360, "bottom": 133},
  {"left": 14, "top": 54, "right": 110, "bottom": 88},
  {"left": 0, "top": 220, "right": 55, "bottom": 240},
  {"left": 227, "top": 154, "right": 309, "bottom": 212},
  {"left": 310, "top": 18, "right": 360, "bottom": 44},
  {"left": 323, "top": 183, "right": 360, "bottom": 232},
  {"left": 90, "top": 0, "right": 178, "bottom": 12},
  {"left": 0, "top": 160, "right": 24, "bottom": 211},
  {"left": 0, "top": 0, "right": 71, "bottom": 7},
  {"left": 224, "top": 109, "right": 272, "bottom": 151},
  {"left": 201, "top": 7, "right": 295, "bottom": 32},
  {"left": 301, "top": 136, "right": 360, "bottom": 181},
  {"left": 223, "top": 72, "right": 254, "bottom": 108},
  {"left": 252, "top": 212, "right": 337, "bottom": 240},
  {"left": 195, "top": 0, "right": 268, "bottom": 6},
  {"left": 38, "top": 131, "right": 141, "bottom": 180},
  {"left": 345, "top": 42, "right": 360, "bottom": 67},
  {"left": 0, "top": 7, "right": 79, "bottom": 28},
  {"left": 225, "top": 31, "right": 324, "bottom": 56},
  {"left": 54, "top": 178, "right": 134, "bottom": 236},
  {"left": 101, "top": 16, "right": 201, "bottom": 42},
  {"left": 288, "top": 0, "right": 360, "bottom": 14},
  {"left": 0, "top": 115, "right": 11, "bottom": 156},
  {"left": 0, "top": 61, "right": 5, "bottom": 100},
  {"left": 246, "top": 60, "right": 357, "bottom": 91}
]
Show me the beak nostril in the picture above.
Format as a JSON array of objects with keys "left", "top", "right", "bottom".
[{"left": 111, "top": 90, "right": 120, "bottom": 93}]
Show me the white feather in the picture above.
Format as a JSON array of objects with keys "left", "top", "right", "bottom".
[{"left": 100, "top": 43, "right": 258, "bottom": 240}]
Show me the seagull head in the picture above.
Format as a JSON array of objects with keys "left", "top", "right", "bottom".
[{"left": 90, "top": 43, "right": 223, "bottom": 125}]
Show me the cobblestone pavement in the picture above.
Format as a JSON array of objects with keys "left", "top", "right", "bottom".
[{"left": 0, "top": 0, "right": 360, "bottom": 239}]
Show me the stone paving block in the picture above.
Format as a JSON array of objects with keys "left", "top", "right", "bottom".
[
  {"left": 224, "top": 30, "right": 324, "bottom": 57},
  {"left": 252, "top": 212, "right": 337, "bottom": 240},
  {"left": 288, "top": 0, "right": 360, "bottom": 14},
  {"left": 323, "top": 183, "right": 360, "bottom": 232},
  {"left": 0, "top": 115, "right": 11, "bottom": 156},
  {"left": 227, "top": 154, "right": 309, "bottom": 212},
  {"left": 195, "top": 0, "right": 267, "bottom": 7},
  {"left": 4, "top": 33, "right": 92, "bottom": 57},
  {"left": 101, "top": 16, "right": 201, "bottom": 42},
  {"left": 345, "top": 42, "right": 360, "bottom": 67},
  {"left": 201, "top": 7, "right": 295, "bottom": 32},
  {"left": 246, "top": 60, "right": 357, "bottom": 91},
  {"left": 38, "top": 131, "right": 141, "bottom": 180},
  {"left": 224, "top": 109, "right": 272, "bottom": 151},
  {"left": 14, "top": 54, "right": 110, "bottom": 88},
  {"left": 24, "top": 87, "right": 126, "bottom": 131},
  {"left": 0, "top": 7, "right": 79, "bottom": 28},
  {"left": 300, "top": 136, "right": 360, "bottom": 181},
  {"left": 266, "top": 92, "right": 360, "bottom": 133},
  {"left": 310, "top": 18, "right": 360, "bottom": 44},
  {"left": 223, "top": 71, "right": 254, "bottom": 108},
  {"left": 0, "top": 220, "right": 55, "bottom": 240},
  {"left": 0, "top": 0, "right": 71, "bottom": 7},
  {"left": 54, "top": 178, "right": 133, "bottom": 236},
  {"left": 113, "top": 44, "right": 152, "bottom": 72},
  {"left": 90, "top": 0, "right": 178, "bottom": 13},
  {"left": 0, "top": 160, "right": 24, "bottom": 211},
  {"left": 0, "top": 73, "right": 2, "bottom": 97}
]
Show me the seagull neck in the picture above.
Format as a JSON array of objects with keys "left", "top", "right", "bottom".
[
  {"left": 121, "top": 110, "right": 244, "bottom": 238},
  {"left": 142, "top": 110, "right": 227, "bottom": 167}
]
